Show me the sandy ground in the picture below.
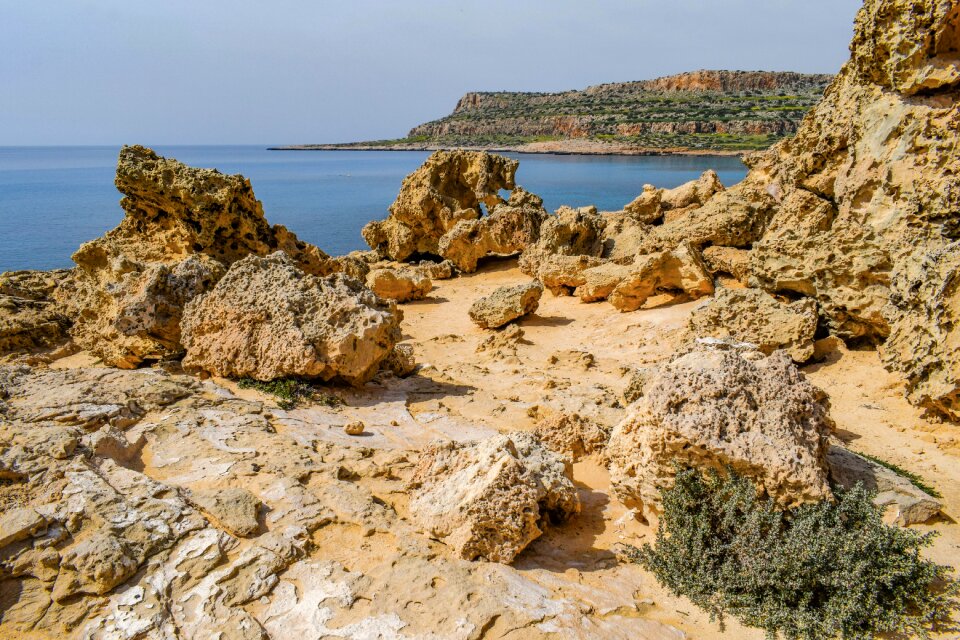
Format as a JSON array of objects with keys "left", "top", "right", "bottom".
[{"left": 327, "top": 257, "right": 960, "bottom": 638}]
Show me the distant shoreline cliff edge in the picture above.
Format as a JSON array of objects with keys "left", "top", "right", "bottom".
[{"left": 273, "top": 70, "right": 832, "bottom": 156}]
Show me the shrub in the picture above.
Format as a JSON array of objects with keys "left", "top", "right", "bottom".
[
  {"left": 627, "top": 468, "right": 957, "bottom": 639},
  {"left": 236, "top": 377, "right": 340, "bottom": 410}
]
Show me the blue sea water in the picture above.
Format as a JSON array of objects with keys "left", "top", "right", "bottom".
[{"left": 0, "top": 146, "right": 747, "bottom": 272}]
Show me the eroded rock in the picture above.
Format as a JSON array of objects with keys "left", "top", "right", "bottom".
[
  {"left": 55, "top": 146, "right": 342, "bottom": 368},
  {"left": 365, "top": 267, "right": 432, "bottom": 303},
  {"left": 408, "top": 433, "right": 580, "bottom": 563},
  {"left": 181, "top": 252, "right": 401, "bottom": 385},
  {"left": 687, "top": 287, "right": 819, "bottom": 363},
  {"left": 468, "top": 281, "right": 543, "bottom": 329},
  {"left": 362, "top": 150, "right": 518, "bottom": 262},
  {"left": 438, "top": 187, "right": 548, "bottom": 272},
  {"left": 607, "top": 343, "right": 834, "bottom": 523},
  {"left": 576, "top": 241, "right": 713, "bottom": 311},
  {"left": 0, "top": 295, "right": 71, "bottom": 357}
]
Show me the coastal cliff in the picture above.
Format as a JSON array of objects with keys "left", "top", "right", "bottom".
[{"left": 280, "top": 70, "right": 832, "bottom": 155}]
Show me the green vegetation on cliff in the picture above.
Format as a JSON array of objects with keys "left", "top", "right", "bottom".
[{"left": 329, "top": 71, "right": 831, "bottom": 153}]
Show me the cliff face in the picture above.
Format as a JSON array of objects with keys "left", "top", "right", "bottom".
[
  {"left": 739, "top": 0, "right": 960, "bottom": 419},
  {"left": 406, "top": 70, "right": 832, "bottom": 152}
]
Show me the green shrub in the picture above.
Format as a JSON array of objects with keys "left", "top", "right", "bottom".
[
  {"left": 854, "top": 451, "right": 942, "bottom": 499},
  {"left": 236, "top": 377, "right": 340, "bottom": 410},
  {"left": 627, "top": 468, "right": 957, "bottom": 639}
]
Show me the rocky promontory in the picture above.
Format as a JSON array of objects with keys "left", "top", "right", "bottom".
[{"left": 277, "top": 70, "right": 832, "bottom": 155}]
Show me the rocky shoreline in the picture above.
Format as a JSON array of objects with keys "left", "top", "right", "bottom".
[{"left": 2, "top": 1, "right": 959, "bottom": 638}]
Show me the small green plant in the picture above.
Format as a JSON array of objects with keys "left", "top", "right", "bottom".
[
  {"left": 236, "top": 377, "right": 341, "bottom": 410},
  {"left": 627, "top": 468, "right": 957, "bottom": 640},
  {"left": 854, "top": 451, "right": 942, "bottom": 499}
]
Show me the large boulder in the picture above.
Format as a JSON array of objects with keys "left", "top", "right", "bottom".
[
  {"left": 408, "top": 433, "right": 580, "bottom": 563},
  {"left": 468, "top": 281, "right": 544, "bottom": 329},
  {"left": 55, "top": 146, "right": 340, "bottom": 368},
  {"left": 438, "top": 187, "right": 548, "bottom": 272},
  {"left": 735, "top": 0, "right": 960, "bottom": 416},
  {"left": 607, "top": 342, "right": 833, "bottom": 524},
  {"left": 181, "top": 252, "right": 401, "bottom": 385},
  {"left": 365, "top": 267, "right": 432, "bottom": 303},
  {"left": 362, "top": 150, "right": 518, "bottom": 262},
  {"left": 687, "top": 287, "right": 819, "bottom": 363}
]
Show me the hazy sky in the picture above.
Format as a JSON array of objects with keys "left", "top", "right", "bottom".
[{"left": 2, "top": 0, "right": 863, "bottom": 146}]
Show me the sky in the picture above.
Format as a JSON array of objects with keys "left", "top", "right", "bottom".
[{"left": 1, "top": 0, "right": 863, "bottom": 146}]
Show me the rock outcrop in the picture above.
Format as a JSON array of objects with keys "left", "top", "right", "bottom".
[
  {"left": 0, "top": 295, "right": 71, "bottom": 358},
  {"left": 687, "top": 287, "right": 819, "bottom": 363},
  {"left": 438, "top": 187, "right": 548, "bottom": 272},
  {"left": 607, "top": 342, "right": 834, "bottom": 523},
  {"left": 826, "top": 446, "right": 942, "bottom": 526},
  {"left": 55, "top": 145, "right": 344, "bottom": 368},
  {"left": 408, "top": 433, "right": 580, "bottom": 563},
  {"left": 519, "top": 205, "right": 606, "bottom": 277},
  {"left": 362, "top": 150, "right": 518, "bottom": 262},
  {"left": 732, "top": 0, "right": 960, "bottom": 417},
  {"left": 181, "top": 252, "right": 401, "bottom": 385},
  {"left": 576, "top": 241, "right": 714, "bottom": 311},
  {"left": 534, "top": 413, "right": 610, "bottom": 462},
  {"left": 365, "top": 267, "right": 432, "bottom": 302},
  {"left": 468, "top": 281, "right": 544, "bottom": 329},
  {"left": 701, "top": 245, "right": 751, "bottom": 282}
]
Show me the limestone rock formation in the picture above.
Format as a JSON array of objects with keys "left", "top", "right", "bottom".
[
  {"left": 607, "top": 343, "right": 834, "bottom": 523},
  {"left": 575, "top": 241, "right": 713, "bottom": 311},
  {"left": 702, "top": 246, "right": 751, "bottom": 282},
  {"left": 623, "top": 170, "right": 725, "bottom": 225},
  {"left": 382, "top": 343, "right": 416, "bottom": 377},
  {"left": 55, "top": 145, "right": 342, "bottom": 368},
  {"left": 608, "top": 241, "right": 714, "bottom": 311},
  {"left": 536, "top": 254, "right": 608, "bottom": 296},
  {"left": 0, "top": 295, "right": 71, "bottom": 357},
  {"left": 826, "top": 446, "right": 942, "bottom": 526},
  {"left": 882, "top": 243, "right": 960, "bottom": 419},
  {"left": 0, "top": 269, "right": 72, "bottom": 301},
  {"left": 438, "top": 187, "right": 548, "bottom": 272},
  {"left": 365, "top": 267, "right": 432, "bottom": 302},
  {"left": 468, "top": 281, "right": 544, "bottom": 329},
  {"left": 362, "top": 150, "right": 518, "bottom": 262},
  {"left": 534, "top": 413, "right": 610, "bottom": 462},
  {"left": 731, "top": 0, "right": 960, "bottom": 416},
  {"left": 181, "top": 252, "right": 401, "bottom": 385},
  {"left": 687, "top": 287, "right": 819, "bottom": 363},
  {"left": 408, "top": 433, "right": 580, "bottom": 563},
  {"left": 519, "top": 205, "right": 606, "bottom": 277}
]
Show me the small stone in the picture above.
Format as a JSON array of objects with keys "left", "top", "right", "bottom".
[{"left": 344, "top": 421, "right": 365, "bottom": 436}]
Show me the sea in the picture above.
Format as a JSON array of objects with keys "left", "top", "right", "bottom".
[{"left": 0, "top": 146, "right": 747, "bottom": 272}]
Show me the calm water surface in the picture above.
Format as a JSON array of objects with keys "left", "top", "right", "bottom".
[{"left": 0, "top": 146, "right": 747, "bottom": 271}]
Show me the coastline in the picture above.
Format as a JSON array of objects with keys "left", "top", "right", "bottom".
[{"left": 267, "top": 140, "right": 749, "bottom": 158}]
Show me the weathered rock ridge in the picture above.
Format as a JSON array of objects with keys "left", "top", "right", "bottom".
[
  {"left": 362, "top": 150, "right": 522, "bottom": 264},
  {"left": 55, "top": 145, "right": 352, "bottom": 368}
]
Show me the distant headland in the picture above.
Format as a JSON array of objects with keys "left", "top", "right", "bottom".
[{"left": 272, "top": 70, "right": 832, "bottom": 155}]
